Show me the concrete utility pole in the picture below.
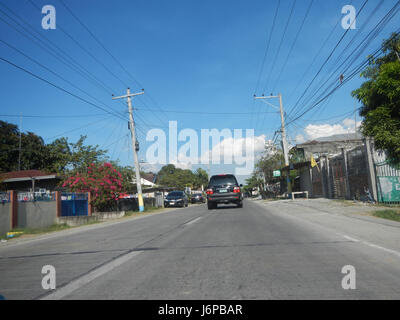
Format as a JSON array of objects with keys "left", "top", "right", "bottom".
[
  {"left": 113, "top": 88, "right": 145, "bottom": 212},
  {"left": 18, "top": 113, "right": 22, "bottom": 171},
  {"left": 254, "top": 93, "right": 291, "bottom": 194}
]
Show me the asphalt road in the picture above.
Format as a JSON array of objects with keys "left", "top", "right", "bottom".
[{"left": 1, "top": 199, "right": 400, "bottom": 300}]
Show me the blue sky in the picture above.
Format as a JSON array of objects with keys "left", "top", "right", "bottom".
[{"left": 0, "top": 0, "right": 399, "bottom": 182}]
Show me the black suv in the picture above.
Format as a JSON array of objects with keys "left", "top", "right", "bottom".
[
  {"left": 164, "top": 191, "right": 189, "bottom": 208},
  {"left": 206, "top": 174, "right": 243, "bottom": 209}
]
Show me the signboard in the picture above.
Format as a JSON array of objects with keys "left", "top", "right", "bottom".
[
  {"left": 377, "top": 176, "right": 400, "bottom": 202},
  {"left": 273, "top": 170, "right": 281, "bottom": 177}
]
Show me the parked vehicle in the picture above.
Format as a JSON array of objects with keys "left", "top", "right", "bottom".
[
  {"left": 191, "top": 193, "right": 205, "bottom": 204},
  {"left": 164, "top": 191, "right": 189, "bottom": 208},
  {"left": 206, "top": 174, "right": 243, "bottom": 209}
]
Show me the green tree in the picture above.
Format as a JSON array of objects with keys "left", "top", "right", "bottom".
[
  {"left": 243, "top": 174, "right": 263, "bottom": 196},
  {"left": 0, "top": 121, "right": 19, "bottom": 172},
  {"left": 193, "top": 168, "right": 209, "bottom": 189},
  {"left": 256, "top": 151, "right": 285, "bottom": 184},
  {"left": 352, "top": 32, "right": 400, "bottom": 166},
  {"left": 157, "top": 164, "right": 199, "bottom": 190},
  {"left": 68, "top": 135, "right": 108, "bottom": 172},
  {"left": 0, "top": 121, "right": 48, "bottom": 172},
  {"left": 44, "top": 137, "right": 71, "bottom": 174}
]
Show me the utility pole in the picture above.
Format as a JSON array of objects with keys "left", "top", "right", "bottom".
[
  {"left": 18, "top": 113, "right": 22, "bottom": 171},
  {"left": 395, "top": 50, "right": 400, "bottom": 62},
  {"left": 254, "top": 93, "right": 292, "bottom": 194},
  {"left": 113, "top": 88, "right": 145, "bottom": 212}
]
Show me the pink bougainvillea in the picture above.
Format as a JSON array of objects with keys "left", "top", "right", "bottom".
[{"left": 62, "top": 162, "right": 124, "bottom": 211}]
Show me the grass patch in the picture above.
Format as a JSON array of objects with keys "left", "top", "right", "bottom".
[
  {"left": 333, "top": 199, "right": 357, "bottom": 206},
  {"left": 1, "top": 224, "right": 72, "bottom": 240},
  {"left": 125, "top": 206, "right": 165, "bottom": 217},
  {"left": 373, "top": 210, "right": 400, "bottom": 222}
]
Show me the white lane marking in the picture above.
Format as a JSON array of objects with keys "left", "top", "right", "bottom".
[
  {"left": 342, "top": 235, "right": 360, "bottom": 242},
  {"left": 185, "top": 217, "right": 202, "bottom": 226},
  {"left": 341, "top": 234, "right": 400, "bottom": 258},
  {"left": 41, "top": 251, "right": 141, "bottom": 300},
  {"left": 362, "top": 241, "right": 400, "bottom": 258}
]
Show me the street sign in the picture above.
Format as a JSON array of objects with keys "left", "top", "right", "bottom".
[{"left": 273, "top": 170, "right": 281, "bottom": 177}]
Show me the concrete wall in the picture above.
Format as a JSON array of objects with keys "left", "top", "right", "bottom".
[
  {"left": 56, "top": 215, "right": 99, "bottom": 227},
  {"left": 56, "top": 211, "right": 125, "bottom": 227},
  {"left": 17, "top": 201, "right": 57, "bottom": 229},
  {"left": 93, "top": 211, "right": 125, "bottom": 221},
  {"left": 0, "top": 203, "right": 11, "bottom": 236}
]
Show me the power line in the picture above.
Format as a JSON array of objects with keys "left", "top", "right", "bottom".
[
  {"left": 256, "top": 0, "right": 296, "bottom": 133},
  {"left": 288, "top": 3, "right": 400, "bottom": 125},
  {"left": 262, "top": 0, "right": 297, "bottom": 94},
  {"left": 0, "top": 3, "right": 117, "bottom": 94},
  {"left": 0, "top": 37, "right": 129, "bottom": 121},
  {"left": 257, "top": 0, "right": 314, "bottom": 135},
  {"left": 134, "top": 108, "right": 277, "bottom": 115},
  {"left": 253, "top": 0, "right": 281, "bottom": 95},
  {"left": 287, "top": 0, "right": 369, "bottom": 120},
  {"left": 285, "top": 47, "right": 384, "bottom": 128},
  {"left": 45, "top": 116, "right": 110, "bottom": 140},
  {"left": 272, "top": 0, "right": 314, "bottom": 93},
  {"left": 251, "top": 0, "right": 280, "bottom": 130},
  {"left": 56, "top": 0, "right": 170, "bottom": 129},
  {"left": 0, "top": 114, "right": 107, "bottom": 118},
  {"left": 292, "top": 0, "right": 392, "bottom": 121},
  {"left": 0, "top": 56, "right": 128, "bottom": 122},
  {"left": 286, "top": 0, "right": 355, "bottom": 104},
  {"left": 27, "top": 0, "right": 129, "bottom": 89}
]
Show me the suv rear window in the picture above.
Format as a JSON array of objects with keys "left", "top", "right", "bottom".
[
  {"left": 168, "top": 191, "right": 184, "bottom": 197},
  {"left": 209, "top": 175, "right": 238, "bottom": 187}
]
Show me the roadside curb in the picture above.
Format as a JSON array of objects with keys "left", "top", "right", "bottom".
[{"left": 0, "top": 206, "right": 180, "bottom": 249}]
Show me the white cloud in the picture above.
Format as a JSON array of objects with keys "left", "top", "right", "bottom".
[
  {"left": 170, "top": 134, "right": 267, "bottom": 175},
  {"left": 343, "top": 118, "right": 362, "bottom": 129},
  {"left": 295, "top": 134, "right": 306, "bottom": 143},
  {"left": 302, "top": 118, "right": 362, "bottom": 141},
  {"left": 200, "top": 134, "right": 266, "bottom": 163},
  {"left": 305, "top": 123, "right": 348, "bottom": 140},
  {"left": 170, "top": 160, "right": 193, "bottom": 170}
]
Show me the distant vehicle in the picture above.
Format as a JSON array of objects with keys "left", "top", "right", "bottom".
[
  {"left": 191, "top": 193, "right": 205, "bottom": 204},
  {"left": 164, "top": 191, "right": 189, "bottom": 208},
  {"left": 206, "top": 174, "right": 243, "bottom": 210}
]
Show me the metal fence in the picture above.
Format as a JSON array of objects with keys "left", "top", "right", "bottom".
[
  {"left": 61, "top": 193, "right": 88, "bottom": 216},
  {"left": 346, "top": 146, "right": 369, "bottom": 200},
  {"left": 17, "top": 191, "right": 56, "bottom": 202},
  {"left": 311, "top": 165, "right": 323, "bottom": 197},
  {"left": 329, "top": 155, "right": 347, "bottom": 199}
]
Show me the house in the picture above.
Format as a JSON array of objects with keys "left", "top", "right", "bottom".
[
  {"left": 290, "top": 132, "right": 379, "bottom": 200},
  {"left": 0, "top": 170, "right": 60, "bottom": 193},
  {"left": 296, "top": 132, "right": 364, "bottom": 159}
]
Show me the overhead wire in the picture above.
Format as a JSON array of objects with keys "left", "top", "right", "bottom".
[
  {"left": 56, "top": 0, "right": 170, "bottom": 129},
  {"left": 286, "top": 0, "right": 369, "bottom": 120}
]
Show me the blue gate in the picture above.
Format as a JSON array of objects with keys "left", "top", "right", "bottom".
[{"left": 61, "top": 193, "right": 88, "bottom": 216}]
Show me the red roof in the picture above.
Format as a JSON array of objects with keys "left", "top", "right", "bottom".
[{"left": 1, "top": 170, "right": 57, "bottom": 180}]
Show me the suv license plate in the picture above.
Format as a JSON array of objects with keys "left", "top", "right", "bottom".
[{"left": 219, "top": 189, "right": 228, "bottom": 193}]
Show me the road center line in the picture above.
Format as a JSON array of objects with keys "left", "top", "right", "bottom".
[
  {"left": 40, "top": 251, "right": 142, "bottom": 300},
  {"left": 342, "top": 235, "right": 360, "bottom": 242},
  {"left": 184, "top": 217, "right": 202, "bottom": 226}
]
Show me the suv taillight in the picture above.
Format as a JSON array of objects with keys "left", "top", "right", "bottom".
[
  {"left": 206, "top": 189, "right": 213, "bottom": 195},
  {"left": 233, "top": 187, "right": 241, "bottom": 193}
]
